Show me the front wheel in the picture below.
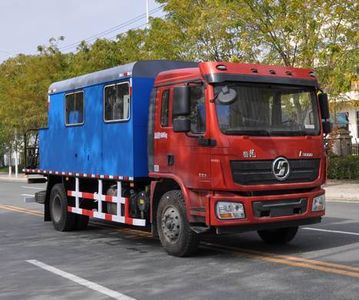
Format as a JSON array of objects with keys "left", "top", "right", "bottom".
[
  {"left": 49, "top": 183, "right": 77, "bottom": 231},
  {"left": 157, "top": 190, "right": 199, "bottom": 257},
  {"left": 257, "top": 226, "right": 298, "bottom": 244}
]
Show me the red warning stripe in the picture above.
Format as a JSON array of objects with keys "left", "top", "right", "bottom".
[
  {"left": 67, "top": 190, "right": 123, "bottom": 203},
  {"left": 68, "top": 205, "right": 145, "bottom": 226},
  {"left": 82, "top": 209, "right": 94, "bottom": 217}
]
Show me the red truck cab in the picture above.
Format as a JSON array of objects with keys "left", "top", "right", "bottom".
[{"left": 150, "top": 62, "right": 330, "bottom": 254}]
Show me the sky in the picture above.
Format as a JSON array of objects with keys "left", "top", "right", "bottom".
[{"left": 0, "top": 0, "right": 163, "bottom": 62}]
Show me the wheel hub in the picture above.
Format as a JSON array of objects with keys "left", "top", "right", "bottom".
[
  {"left": 51, "top": 195, "right": 62, "bottom": 223},
  {"left": 161, "top": 206, "right": 181, "bottom": 243}
]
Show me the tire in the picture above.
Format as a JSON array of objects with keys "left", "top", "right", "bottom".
[
  {"left": 75, "top": 215, "right": 89, "bottom": 230},
  {"left": 257, "top": 226, "right": 298, "bottom": 244},
  {"left": 49, "top": 183, "right": 77, "bottom": 231},
  {"left": 157, "top": 190, "right": 199, "bottom": 257}
]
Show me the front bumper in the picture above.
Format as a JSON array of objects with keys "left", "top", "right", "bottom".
[
  {"left": 215, "top": 217, "right": 321, "bottom": 234},
  {"left": 209, "top": 188, "right": 325, "bottom": 229}
]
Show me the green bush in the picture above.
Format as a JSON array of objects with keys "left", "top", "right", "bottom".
[
  {"left": 0, "top": 166, "right": 8, "bottom": 173},
  {"left": 328, "top": 155, "right": 359, "bottom": 180}
]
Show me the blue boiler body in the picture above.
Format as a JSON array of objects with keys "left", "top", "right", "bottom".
[{"left": 39, "top": 61, "right": 197, "bottom": 178}]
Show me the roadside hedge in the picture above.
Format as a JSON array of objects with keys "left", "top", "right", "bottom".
[{"left": 328, "top": 155, "right": 359, "bottom": 180}]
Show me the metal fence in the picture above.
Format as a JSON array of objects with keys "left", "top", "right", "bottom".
[{"left": 352, "top": 144, "right": 359, "bottom": 156}]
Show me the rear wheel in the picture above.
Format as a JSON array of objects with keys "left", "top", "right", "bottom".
[
  {"left": 49, "top": 183, "right": 76, "bottom": 231},
  {"left": 157, "top": 190, "right": 199, "bottom": 257},
  {"left": 257, "top": 226, "right": 298, "bottom": 244}
]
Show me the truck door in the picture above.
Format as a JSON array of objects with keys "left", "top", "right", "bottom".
[
  {"left": 154, "top": 83, "right": 211, "bottom": 189},
  {"left": 174, "top": 84, "right": 211, "bottom": 189},
  {"left": 153, "top": 87, "right": 174, "bottom": 174}
]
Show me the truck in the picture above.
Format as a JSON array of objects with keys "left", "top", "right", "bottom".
[{"left": 24, "top": 60, "right": 331, "bottom": 257}]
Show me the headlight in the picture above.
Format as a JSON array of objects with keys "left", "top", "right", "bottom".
[
  {"left": 216, "top": 201, "right": 245, "bottom": 220},
  {"left": 312, "top": 194, "right": 325, "bottom": 211}
]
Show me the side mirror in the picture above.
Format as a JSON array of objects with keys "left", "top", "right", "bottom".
[
  {"left": 318, "top": 93, "right": 331, "bottom": 134},
  {"left": 318, "top": 93, "right": 330, "bottom": 120},
  {"left": 173, "top": 86, "right": 190, "bottom": 116},
  {"left": 322, "top": 120, "right": 332, "bottom": 135},
  {"left": 173, "top": 118, "right": 190, "bottom": 133},
  {"left": 218, "top": 86, "right": 237, "bottom": 104}
]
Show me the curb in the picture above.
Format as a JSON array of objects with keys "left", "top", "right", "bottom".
[
  {"left": 0, "top": 172, "right": 27, "bottom": 183},
  {"left": 0, "top": 177, "right": 27, "bottom": 183},
  {"left": 0, "top": 174, "right": 46, "bottom": 183},
  {"left": 326, "top": 198, "right": 359, "bottom": 204}
]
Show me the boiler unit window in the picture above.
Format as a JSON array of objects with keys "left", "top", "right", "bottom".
[
  {"left": 104, "top": 82, "right": 130, "bottom": 122},
  {"left": 65, "top": 91, "right": 84, "bottom": 126}
]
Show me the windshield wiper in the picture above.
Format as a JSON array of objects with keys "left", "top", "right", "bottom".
[
  {"left": 268, "top": 130, "right": 317, "bottom": 136},
  {"left": 223, "top": 128, "right": 319, "bottom": 136},
  {"left": 224, "top": 129, "right": 271, "bottom": 136}
]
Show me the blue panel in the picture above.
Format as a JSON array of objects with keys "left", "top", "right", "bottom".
[
  {"left": 40, "top": 77, "right": 152, "bottom": 178},
  {"left": 132, "top": 77, "right": 155, "bottom": 177},
  {"left": 40, "top": 70, "right": 164, "bottom": 178},
  {"left": 81, "top": 85, "right": 103, "bottom": 174},
  {"left": 101, "top": 79, "right": 134, "bottom": 176},
  {"left": 40, "top": 86, "right": 103, "bottom": 174}
]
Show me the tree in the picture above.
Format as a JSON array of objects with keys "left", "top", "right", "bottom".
[
  {"left": 154, "top": 0, "right": 259, "bottom": 61},
  {"left": 66, "top": 39, "right": 118, "bottom": 76},
  {"left": 0, "top": 0, "right": 358, "bottom": 152},
  {"left": 0, "top": 38, "right": 69, "bottom": 160},
  {"left": 236, "top": 0, "right": 358, "bottom": 95},
  {"left": 155, "top": 0, "right": 359, "bottom": 94}
]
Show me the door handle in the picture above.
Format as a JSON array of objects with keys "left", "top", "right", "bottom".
[
  {"left": 198, "top": 137, "right": 216, "bottom": 146},
  {"left": 167, "top": 154, "right": 175, "bottom": 166}
]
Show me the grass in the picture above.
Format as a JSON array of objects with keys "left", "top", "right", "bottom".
[
  {"left": 0, "top": 166, "right": 9, "bottom": 173},
  {"left": 0, "top": 166, "right": 25, "bottom": 174},
  {"left": 328, "top": 155, "right": 359, "bottom": 180}
]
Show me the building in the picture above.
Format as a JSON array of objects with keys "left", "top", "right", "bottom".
[
  {"left": 3, "top": 151, "right": 21, "bottom": 167},
  {"left": 332, "top": 81, "right": 359, "bottom": 145}
]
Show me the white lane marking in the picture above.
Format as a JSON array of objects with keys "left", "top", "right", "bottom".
[
  {"left": 328, "top": 201, "right": 359, "bottom": 204},
  {"left": 303, "top": 227, "right": 359, "bottom": 236},
  {"left": 21, "top": 186, "right": 43, "bottom": 190},
  {"left": 26, "top": 260, "right": 135, "bottom": 300},
  {"left": 21, "top": 194, "right": 34, "bottom": 197},
  {"left": 24, "top": 197, "right": 36, "bottom": 203}
]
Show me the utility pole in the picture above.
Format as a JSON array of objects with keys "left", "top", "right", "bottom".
[
  {"left": 14, "top": 146, "right": 18, "bottom": 178},
  {"left": 8, "top": 148, "right": 12, "bottom": 176},
  {"left": 146, "top": 0, "right": 149, "bottom": 28},
  {"left": 14, "top": 150, "right": 18, "bottom": 177},
  {"left": 14, "top": 130, "right": 18, "bottom": 177}
]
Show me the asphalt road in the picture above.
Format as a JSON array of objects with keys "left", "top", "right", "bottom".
[{"left": 0, "top": 181, "right": 358, "bottom": 300}]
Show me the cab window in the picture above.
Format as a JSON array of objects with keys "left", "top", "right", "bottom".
[
  {"left": 189, "top": 86, "right": 205, "bottom": 133},
  {"left": 160, "top": 89, "right": 170, "bottom": 127}
]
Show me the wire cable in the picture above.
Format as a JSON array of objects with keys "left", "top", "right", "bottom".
[
  {"left": 60, "top": 5, "right": 164, "bottom": 52},
  {"left": 107, "top": 10, "right": 166, "bottom": 41}
]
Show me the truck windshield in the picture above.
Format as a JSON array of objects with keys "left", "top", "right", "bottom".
[{"left": 215, "top": 83, "right": 320, "bottom": 136}]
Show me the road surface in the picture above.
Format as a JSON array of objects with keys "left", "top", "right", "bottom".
[{"left": 0, "top": 181, "right": 358, "bottom": 299}]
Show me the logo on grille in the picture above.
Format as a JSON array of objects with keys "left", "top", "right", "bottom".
[{"left": 272, "top": 157, "right": 290, "bottom": 181}]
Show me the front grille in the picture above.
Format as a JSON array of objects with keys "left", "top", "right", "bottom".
[
  {"left": 231, "top": 159, "right": 320, "bottom": 185},
  {"left": 252, "top": 198, "right": 308, "bottom": 218}
]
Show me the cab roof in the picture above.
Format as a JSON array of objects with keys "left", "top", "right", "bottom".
[
  {"left": 155, "top": 62, "right": 318, "bottom": 88},
  {"left": 48, "top": 60, "right": 198, "bottom": 94}
]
